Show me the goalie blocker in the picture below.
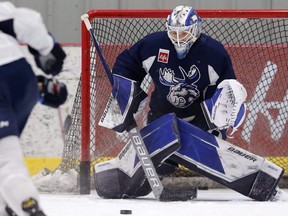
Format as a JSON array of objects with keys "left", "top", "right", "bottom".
[{"left": 94, "top": 113, "right": 283, "bottom": 201}]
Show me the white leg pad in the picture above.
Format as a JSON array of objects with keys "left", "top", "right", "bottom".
[
  {"left": 0, "top": 136, "right": 40, "bottom": 216},
  {"left": 0, "top": 194, "right": 8, "bottom": 216}
]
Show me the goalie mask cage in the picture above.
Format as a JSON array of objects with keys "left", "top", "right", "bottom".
[{"left": 60, "top": 10, "right": 288, "bottom": 194}]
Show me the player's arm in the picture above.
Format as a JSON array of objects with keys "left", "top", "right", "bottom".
[{"left": 12, "top": 6, "right": 66, "bottom": 75}]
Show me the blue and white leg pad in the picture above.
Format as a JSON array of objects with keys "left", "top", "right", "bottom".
[
  {"left": 94, "top": 113, "right": 180, "bottom": 198},
  {"left": 170, "top": 118, "right": 284, "bottom": 201}
]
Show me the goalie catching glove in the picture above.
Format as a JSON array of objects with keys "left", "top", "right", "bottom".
[
  {"left": 28, "top": 35, "right": 66, "bottom": 76},
  {"left": 201, "top": 79, "right": 247, "bottom": 137},
  {"left": 37, "top": 75, "right": 68, "bottom": 108}
]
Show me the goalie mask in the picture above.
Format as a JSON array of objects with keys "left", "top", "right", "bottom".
[{"left": 166, "top": 6, "right": 201, "bottom": 59}]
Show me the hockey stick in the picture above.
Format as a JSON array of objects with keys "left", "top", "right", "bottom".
[
  {"left": 57, "top": 107, "right": 72, "bottom": 144},
  {"left": 57, "top": 107, "right": 66, "bottom": 144},
  {"left": 81, "top": 14, "right": 196, "bottom": 201}
]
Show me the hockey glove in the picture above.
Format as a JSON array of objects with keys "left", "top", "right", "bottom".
[
  {"left": 201, "top": 79, "right": 247, "bottom": 137},
  {"left": 37, "top": 75, "right": 68, "bottom": 108},
  {"left": 28, "top": 41, "right": 66, "bottom": 76}
]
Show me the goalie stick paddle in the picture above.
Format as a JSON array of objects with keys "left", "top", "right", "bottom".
[{"left": 81, "top": 14, "right": 196, "bottom": 201}]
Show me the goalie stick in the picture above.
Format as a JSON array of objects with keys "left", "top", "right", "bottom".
[
  {"left": 57, "top": 107, "right": 66, "bottom": 145},
  {"left": 81, "top": 14, "right": 196, "bottom": 201}
]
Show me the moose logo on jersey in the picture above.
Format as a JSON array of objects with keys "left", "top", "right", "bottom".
[{"left": 159, "top": 65, "right": 200, "bottom": 108}]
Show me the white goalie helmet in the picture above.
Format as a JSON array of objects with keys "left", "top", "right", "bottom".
[{"left": 166, "top": 6, "right": 202, "bottom": 59}]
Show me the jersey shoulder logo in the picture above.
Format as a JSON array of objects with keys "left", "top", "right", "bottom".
[{"left": 157, "top": 48, "right": 169, "bottom": 63}]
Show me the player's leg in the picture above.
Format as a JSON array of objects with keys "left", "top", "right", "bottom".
[
  {"left": 3, "top": 59, "right": 39, "bottom": 135},
  {"left": 0, "top": 59, "right": 45, "bottom": 215},
  {"left": 94, "top": 157, "right": 153, "bottom": 199},
  {"left": 0, "top": 136, "right": 46, "bottom": 215},
  {"left": 94, "top": 113, "right": 180, "bottom": 198},
  {"left": 169, "top": 117, "right": 283, "bottom": 201},
  {"left": 94, "top": 155, "right": 179, "bottom": 199}
]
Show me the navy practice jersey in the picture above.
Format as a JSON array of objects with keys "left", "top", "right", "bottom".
[{"left": 112, "top": 31, "right": 236, "bottom": 122}]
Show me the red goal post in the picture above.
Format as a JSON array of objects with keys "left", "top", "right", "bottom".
[{"left": 67, "top": 9, "right": 288, "bottom": 194}]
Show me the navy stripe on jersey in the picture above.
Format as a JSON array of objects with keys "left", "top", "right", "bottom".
[{"left": 0, "top": 19, "right": 16, "bottom": 38}]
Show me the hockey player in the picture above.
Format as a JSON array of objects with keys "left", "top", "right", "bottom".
[
  {"left": 0, "top": 2, "right": 67, "bottom": 216},
  {"left": 102, "top": 5, "right": 240, "bottom": 138},
  {"left": 95, "top": 6, "right": 283, "bottom": 201}
]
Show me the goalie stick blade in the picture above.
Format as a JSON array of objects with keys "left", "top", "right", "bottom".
[{"left": 159, "top": 187, "right": 197, "bottom": 201}]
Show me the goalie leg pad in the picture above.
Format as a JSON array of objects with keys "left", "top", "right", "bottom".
[
  {"left": 94, "top": 113, "right": 180, "bottom": 198},
  {"left": 94, "top": 160, "right": 179, "bottom": 199},
  {"left": 94, "top": 161, "right": 175, "bottom": 199},
  {"left": 93, "top": 159, "right": 127, "bottom": 199},
  {"left": 168, "top": 118, "right": 284, "bottom": 201},
  {"left": 249, "top": 159, "right": 284, "bottom": 201},
  {"left": 94, "top": 151, "right": 179, "bottom": 199}
]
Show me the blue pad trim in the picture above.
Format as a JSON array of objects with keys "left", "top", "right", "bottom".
[
  {"left": 176, "top": 118, "right": 225, "bottom": 174},
  {"left": 136, "top": 113, "right": 180, "bottom": 167},
  {"left": 141, "top": 113, "right": 179, "bottom": 153}
]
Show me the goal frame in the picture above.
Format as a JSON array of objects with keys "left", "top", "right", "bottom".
[{"left": 80, "top": 9, "right": 288, "bottom": 194}]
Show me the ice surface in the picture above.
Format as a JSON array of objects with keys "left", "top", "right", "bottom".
[{"left": 41, "top": 189, "right": 288, "bottom": 216}]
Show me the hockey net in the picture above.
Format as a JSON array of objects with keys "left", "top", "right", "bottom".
[{"left": 38, "top": 10, "right": 288, "bottom": 194}]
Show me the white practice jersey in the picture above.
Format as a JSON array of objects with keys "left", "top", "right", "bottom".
[{"left": 0, "top": 1, "right": 53, "bottom": 66}]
